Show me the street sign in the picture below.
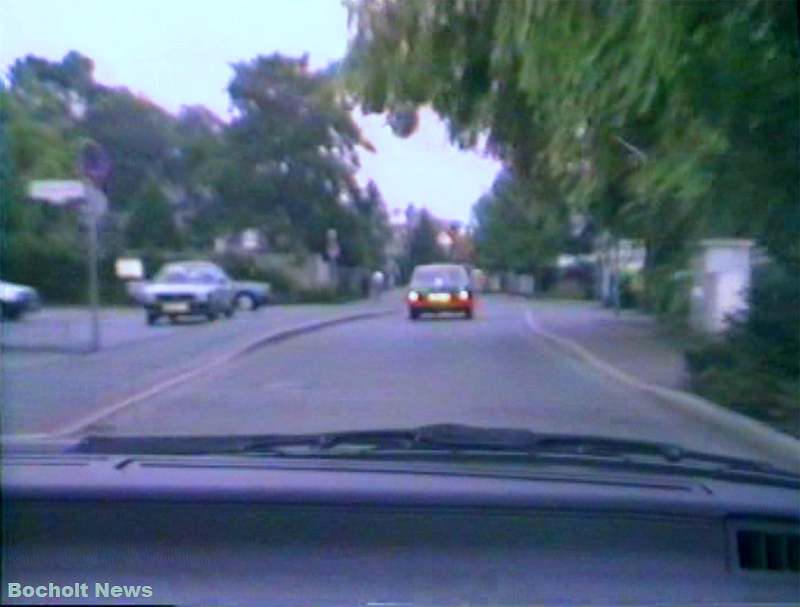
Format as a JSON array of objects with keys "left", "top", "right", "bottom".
[{"left": 28, "top": 180, "right": 85, "bottom": 205}]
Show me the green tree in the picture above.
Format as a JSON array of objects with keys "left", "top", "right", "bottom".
[
  {"left": 345, "top": 0, "right": 799, "bottom": 302},
  {"left": 473, "top": 171, "right": 568, "bottom": 275},
  {"left": 125, "top": 180, "right": 181, "bottom": 250},
  {"left": 83, "top": 90, "right": 176, "bottom": 208},
  {"left": 215, "top": 54, "right": 383, "bottom": 266},
  {"left": 403, "top": 210, "right": 443, "bottom": 277},
  {"left": 353, "top": 180, "right": 391, "bottom": 268},
  {"left": 1, "top": 78, "right": 86, "bottom": 301}
]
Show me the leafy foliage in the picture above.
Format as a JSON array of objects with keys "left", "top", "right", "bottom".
[
  {"left": 2, "top": 51, "right": 391, "bottom": 301},
  {"left": 125, "top": 179, "right": 181, "bottom": 250},
  {"left": 345, "top": 0, "right": 799, "bottom": 291},
  {"left": 686, "top": 263, "right": 800, "bottom": 435},
  {"left": 472, "top": 170, "right": 568, "bottom": 274},
  {"left": 402, "top": 210, "right": 444, "bottom": 278}
]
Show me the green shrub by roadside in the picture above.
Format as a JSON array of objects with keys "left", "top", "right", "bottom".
[
  {"left": 213, "top": 254, "right": 295, "bottom": 294},
  {"left": 685, "top": 262, "right": 800, "bottom": 436},
  {"left": 213, "top": 254, "right": 362, "bottom": 304},
  {"left": 4, "top": 232, "right": 87, "bottom": 303},
  {"left": 281, "top": 288, "right": 358, "bottom": 305}
]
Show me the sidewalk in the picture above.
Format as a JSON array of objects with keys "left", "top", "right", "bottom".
[
  {"left": 528, "top": 300, "right": 693, "bottom": 391},
  {"left": 526, "top": 298, "right": 800, "bottom": 466}
]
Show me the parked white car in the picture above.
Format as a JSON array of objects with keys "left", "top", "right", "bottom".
[
  {"left": 137, "top": 261, "right": 237, "bottom": 325},
  {"left": 0, "top": 280, "right": 41, "bottom": 320}
]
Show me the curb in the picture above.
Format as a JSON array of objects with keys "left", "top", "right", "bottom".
[
  {"left": 16, "top": 309, "right": 393, "bottom": 440},
  {"left": 525, "top": 310, "right": 800, "bottom": 469}
]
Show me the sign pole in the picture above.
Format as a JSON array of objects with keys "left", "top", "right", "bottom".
[
  {"left": 85, "top": 185, "right": 101, "bottom": 352},
  {"left": 28, "top": 141, "right": 110, "bottom": 353},
  {"left": 78, "top": 142, "right": 111, "bottom": 353}
]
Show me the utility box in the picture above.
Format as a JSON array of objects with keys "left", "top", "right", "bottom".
[{"left": 690, "top": 239, "right": 753, "bottom": 334}]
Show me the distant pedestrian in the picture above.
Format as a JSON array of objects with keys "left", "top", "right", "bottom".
[{"left": 371, "top": 271, "right": 384, "bottom": 300}]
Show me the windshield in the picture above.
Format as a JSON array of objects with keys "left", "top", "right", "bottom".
[
  {"left": 2, "top": 1, "right": 798, "bottom": 475},
  {"left": 411, "top": 266, "right": 470, "bottom": 289},
  {"left": 155, "top": 267, "right": 221, "bottom": 284}
]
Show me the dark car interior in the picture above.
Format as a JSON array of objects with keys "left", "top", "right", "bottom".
[{"left": 4, "top": 451, "right": 799, "bottom": 606}]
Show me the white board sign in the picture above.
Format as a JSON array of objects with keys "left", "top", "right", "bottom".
[
  {"left": 28, "top": 180, "right": 85, "bottom": 204},
  {"left": 115, "top": 258, "right": 144, "bottom": 280}
]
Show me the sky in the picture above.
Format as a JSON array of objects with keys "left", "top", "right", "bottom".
[{"left": 0, "top": 0, "right": 502, "bottom": 224}]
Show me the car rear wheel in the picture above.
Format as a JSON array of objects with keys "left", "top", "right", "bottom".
[
  {"left": 236, "top": 293, "right": 258, "bottom": 311},
  {"left": 224, "top": 306, "right": 235, "bottom": 319},
  {"left": 464, "top": 308, "right": 473, "bottom": 320},
  {"left": 168, "top": 315, "right": 179, "bottom": 325},
  {"left": 146, "top": 312, "right": 159, "bottom": 326},
  {"left": 206, "top": 311, "right": 218, "bottom": 322},
  {"left": 409, "top": 309, "right": 420, "bottom": 320}
]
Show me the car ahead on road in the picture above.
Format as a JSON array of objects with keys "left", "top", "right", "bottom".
[
  {"left": 407, "top": 263, "right": 474, "bottom": 320},
  {"left": 0, "top": 280, "right": 41, "bottom": 320},
  {"left": 139, "top": 261, "right": 236, "bottom": 325}
]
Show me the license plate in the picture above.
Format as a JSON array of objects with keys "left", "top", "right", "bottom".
[
  {"left": 162, "top": 302, "right": 189, "bottom": 313},
  {"left": 428, "top": 293, "right": 451, "bottom": 303}
]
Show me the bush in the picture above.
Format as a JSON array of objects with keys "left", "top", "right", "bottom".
[
  {"left": 618, "top": 271, "right": 644, "bottom": 309},
  {"left": 213, "top": 254, "right": 362, "bottom": 304},
  {"left": 4, "top": 232, "right": 87, "bottom": 303},
  {"left": 685, "top": 262, "right": 800, "bottom": 436},
  {"left": 213, "top": 254, "right": 295, "bottom": 293},
  {"left": 285, "top": 288, "right": 357, "bottom": 304},
  {"left": 643, "top": 263, "right": 691, "bottom": 320}
]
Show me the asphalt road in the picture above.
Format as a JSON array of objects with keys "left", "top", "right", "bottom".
[
  {"left": 1, "top": 299, "right": 389, "bottom": 435},
  {"left": 92, "top": 295, "right": 767, "bottom": 462}
]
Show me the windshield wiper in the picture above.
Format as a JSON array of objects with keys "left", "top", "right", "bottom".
[{"left": 73, "top": 424, "right": 799, "bottom": 484}]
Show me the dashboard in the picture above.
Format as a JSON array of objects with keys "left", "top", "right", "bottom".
[{"left": 3, "top": 453, "right": 799, "bottom": 606}]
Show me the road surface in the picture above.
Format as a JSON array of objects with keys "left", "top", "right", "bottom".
[
  {"left": 72, "top": 295, "right": 767, "bottom": 463},
  {"left": 1, "top": 300, "right": 388, "bottom": 435}
]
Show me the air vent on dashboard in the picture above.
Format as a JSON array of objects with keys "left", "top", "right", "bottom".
[{"left": 736, "top": 528, "right": 800, "bottom": 572}]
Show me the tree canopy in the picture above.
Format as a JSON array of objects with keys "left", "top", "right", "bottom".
[
  {"left": 2, "top": 51, "right": 391, "bottom": 300},
  {"left": 402, "top": 209, "right": 445, "bottom": 277},
  {"left": 345, "top": 0, "right": 799, "bottom": 294}
]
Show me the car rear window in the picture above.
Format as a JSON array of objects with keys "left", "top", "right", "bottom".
[
  {"left": 410, "top": 266, "right": 469, "bottom": 288},
  {"left": 156, "top": 267, "right": 217, "bottom": 284}
]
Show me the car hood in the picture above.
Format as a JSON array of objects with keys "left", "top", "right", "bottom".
[{"left": 140, "top": 283, "right": 219, "bottom": 296}]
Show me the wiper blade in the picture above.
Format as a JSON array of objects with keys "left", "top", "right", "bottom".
[
  {"left": 72, "top": 429, "right": 418, "bottom": 456},
  {"left": 74, "top": 424, "right": 795, "bottom": 476},
  {"left": 415, "top": 426, "right": 796, "bottom": 478},
  {"left": 72, "top": 425, "right": 558, "bottom": 456}
]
